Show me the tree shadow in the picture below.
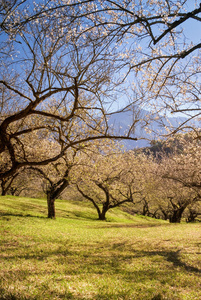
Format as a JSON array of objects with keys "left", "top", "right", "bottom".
[
  {"left": 1, "top": 238, "right": 201, "bottom": 300},
  {"left": 0, "top": 287, "right": 85, "bottom": 300},
  {"left": 163, "top": 249, "right": 201, "bottom": 274},
  {"left": 0, "top": 212, "right": 46, "bottom": 219}
]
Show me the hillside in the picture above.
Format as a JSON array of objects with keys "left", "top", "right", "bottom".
[{"left": 0, "top": 195, "right": 163, "bottom": 224}]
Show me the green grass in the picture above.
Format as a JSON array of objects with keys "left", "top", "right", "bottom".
[{"left": 0, "top": 196, "right": 201, "bottom": 299}]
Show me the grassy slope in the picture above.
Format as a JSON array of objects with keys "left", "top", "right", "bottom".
[{"left": 0, "top": 196, "right": 201, "bottom": 300}]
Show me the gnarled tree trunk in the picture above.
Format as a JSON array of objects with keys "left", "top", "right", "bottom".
[
  {"left": 46, "top": 178, "right": 70, "bottom": 219},
  {"left": 169, "top": 207, "right": 185, "bottom": 223}
]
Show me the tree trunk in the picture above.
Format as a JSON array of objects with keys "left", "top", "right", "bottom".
[
  {"left": 1, "top": 185, "right": 6, "bottom": 196},
  {"left": 98, "top": 211, "right": 106, "bottom": 220},
  {"left": 1, "top": 189, "right": 6, "bottom": 196},
  {"left": 161, "top": 210, "right": 168, "bottom": 220},
  {"left": 169, "top": 208, "right": 185, "bottom": 223},
  {"left": 46, "top": 178, "right": 69, "bottom": 219},
  {"left": 10, "top": 187, "right": 16, "bottom": 195},
  {"left": 98, "top": 205, "right": 108, "bottom": 221},
  {"left": 142, "top": 199, "right": 149, "bottom": 216},
  {"left": 1, "top": 180, "right": 6, "bottom": 195},
  {"left": 186, "top": 209, "right": 197, "bottom": 223},
  {"left": 47, "top": 193, "right": 56, "bottom": 219}
]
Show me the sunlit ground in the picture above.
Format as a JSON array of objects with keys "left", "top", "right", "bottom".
[{"left": 1, "top": 196, "right": 201, "bottom": 300}]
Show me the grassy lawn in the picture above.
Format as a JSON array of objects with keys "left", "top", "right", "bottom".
[{"left": 0, "top": 196, "right": 201, "bottom": 300}]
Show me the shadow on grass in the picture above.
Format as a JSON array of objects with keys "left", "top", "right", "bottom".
[
  {"left": 1, "top": 239, "right": 201, "bottom": 300},
  {"left": 58, "top": 208, "right": 99, "bottom": 221},
  {"left": 165, "top": 249, "right": 201, "bottom": 274},
  {"left": 0, "top": 212, "right": 46, "bottom": 219},
  {"left": 2, "top": 236, "right": 201, "bottom": 275},
  {"left": 0, "top": 288, "right": 84, "bottom": 300},
  {"left": 0, "top": 208, "right": 99, "bottom": 221},
  {"left": 0, "top": 291, "right": 164, "bottom": 300}
]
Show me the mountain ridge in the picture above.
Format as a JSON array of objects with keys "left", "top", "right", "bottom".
[{"left": 108, "top": 109, "right": 190, "bottom": 149}]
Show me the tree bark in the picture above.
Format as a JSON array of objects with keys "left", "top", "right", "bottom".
[
  {"left": 186, "top": 209, "right": 198, "bottom": 223},
  {"left": 1, "top": 180, "right": 6, "bottom": 196},
  {"left": 47, "top": 192, "right": 56, "bottom": 219},
  {"left": 169, "top": 208, "right": 185, "bottom": 223},
  {"left": 160, "top": 208, "right": 169, "bottom": 220},
  {"left": 46, "top": 178, "right": 70, "bottom": 218},
  {"left": 98, "top": 204, "right": 108, "bottom": 221},
  {"left": 98, "top": 210, "right": 107, "bottom": 221},
  {"left": 1, "top": 189, "right": 6, "bottom": 196}
]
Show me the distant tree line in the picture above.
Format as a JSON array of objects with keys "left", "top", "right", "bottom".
[{"left": 1, "top": 133, "right": 200, "bottom": 223}]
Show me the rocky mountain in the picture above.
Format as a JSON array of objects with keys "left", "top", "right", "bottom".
[{"left": 108, "top": 109, "right": 191, "bottom": 150}]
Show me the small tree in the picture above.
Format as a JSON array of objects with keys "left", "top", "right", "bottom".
[
  {"left": 30, "top": 148, "right": 80, "bottom": 219},
  {"left": 142, "top": 175, "right": 199, "bottom": 223},
  {"left": 151, "top": 137, "right": 201, "bottom": 222},
  {"left": 124, "top": 151, "right": 163, "bottom": 219},
  {"left": 0, "top": 173, "right": 19, "bottom": 196},
  {"left": 185, "top": 203, "right": 201, "bottom": 223},
  {"left": 0, "top": 169, "right": 39, "bottom": 197},
  {"left": 162, "top": 134, "right": 201, "bottom": 191},
  {"left": 167, "top": 193, "right": 198, "bottom": 224},
  {"left": 73, "top": 144, "right": 144, "bottom": 220}
]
